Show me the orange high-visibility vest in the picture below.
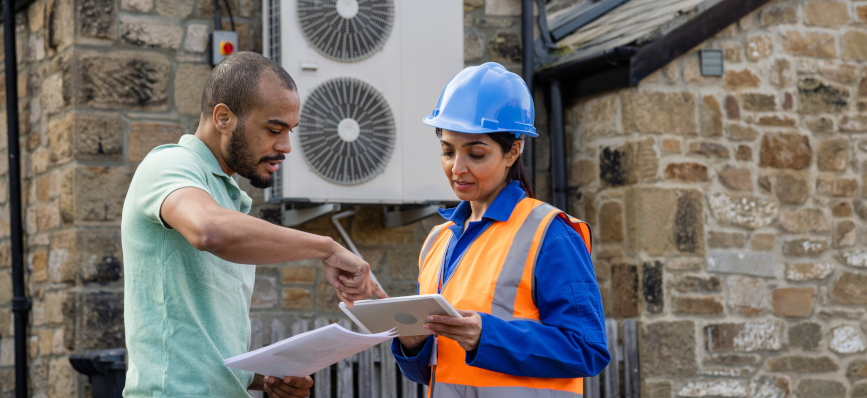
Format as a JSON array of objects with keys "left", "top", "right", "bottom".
[{"left": 417, "top": 198, "right": 592, "bottom": 398}]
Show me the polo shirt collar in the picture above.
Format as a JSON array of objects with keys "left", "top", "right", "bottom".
[
  {"left": 438, "top": 180, "right": 527, "bottom": 226},
  {"left": 178, "top": 134, "right": 231, "bottom": 179}
]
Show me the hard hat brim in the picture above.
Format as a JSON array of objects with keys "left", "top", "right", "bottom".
[{"left": 423, "top": 115, "right": 539, "bottom": 138}]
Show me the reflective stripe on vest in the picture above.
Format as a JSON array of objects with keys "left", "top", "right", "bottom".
[{"left": 417, "top": 198, "right": 591, "bottom": 398}]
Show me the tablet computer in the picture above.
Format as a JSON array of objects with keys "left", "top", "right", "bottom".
[{"left": 339, "top": 294, "right": 461, "bottom": 336}]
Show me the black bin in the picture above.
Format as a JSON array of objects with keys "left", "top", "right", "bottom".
[{"left": 69, "top": 348, "right": 127, "bottom": 398}]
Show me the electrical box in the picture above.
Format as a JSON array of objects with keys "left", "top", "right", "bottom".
[{"left": 211, "top": 30, "right": 239, "bottom": 66}]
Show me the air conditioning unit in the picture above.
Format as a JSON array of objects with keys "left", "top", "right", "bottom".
[{"left": 263, "top": 0, "right": 464, "bottom": 205}]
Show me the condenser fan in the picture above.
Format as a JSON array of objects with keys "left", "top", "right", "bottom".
[
  {"left": 298, "top": 78, "right": 396, "bottom": 185},
  {"left": 297, "top": 0, "right": 395, "bottom": 62}
]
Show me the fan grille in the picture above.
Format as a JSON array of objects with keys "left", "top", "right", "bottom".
[
  {"left": 298, "top": 78, "right": 396, "bottom": 185},
  {"left": 296, "top": 0, "right": 395, "bottom": 62}
]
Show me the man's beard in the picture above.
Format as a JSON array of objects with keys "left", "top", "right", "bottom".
[{"left": 225, "top": 122, "right": 285, "bottom": 188}]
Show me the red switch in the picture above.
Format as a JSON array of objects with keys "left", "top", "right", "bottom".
[{"left": 220, "top": 41, "right": 235, "bottom": 56}]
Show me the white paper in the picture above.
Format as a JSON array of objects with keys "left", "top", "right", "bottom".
[{"left": 223, "top": 324, "right": 397, "bottom": 378}]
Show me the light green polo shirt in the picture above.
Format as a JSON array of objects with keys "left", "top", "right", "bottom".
[{"left": 122, "top": 135, "right": 256, "bottom": 397}]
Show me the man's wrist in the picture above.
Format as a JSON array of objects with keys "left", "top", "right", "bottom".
[
  {"left": 318, "top": 236, "right": 339, "bottom": 260},
  {"left": 249, "top": 373, "right": 264, "bottom": 391}
]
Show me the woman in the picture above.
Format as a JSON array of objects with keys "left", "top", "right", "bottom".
[{"left": 391, "top": 62, "right": 610, "bottom": 397}]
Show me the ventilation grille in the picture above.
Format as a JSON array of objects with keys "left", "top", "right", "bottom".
[
  {"left": 298, "top": 78, "right": 396, "bottom": 185},
  {"left": 267, "top": 0, "right": 283, "bottom": 202},
  {"left": 296, "top": 0, "right": 395, "bottom": 62}
]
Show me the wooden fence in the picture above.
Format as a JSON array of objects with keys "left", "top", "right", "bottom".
[{"left": 249, "top": 317, "right": 638, "bottom": 398}]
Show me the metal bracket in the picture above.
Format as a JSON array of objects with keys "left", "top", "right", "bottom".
[
  {"left": 11, "top": 297, "right": 31, "bottom": 312},
  {"left": 281, "top": 203, "right": 340, "bottom": 227},
  {"left": 383, "top": 205, "right": 443, "bottom": 228}
]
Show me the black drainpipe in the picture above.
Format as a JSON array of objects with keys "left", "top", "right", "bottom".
[
  {"left": 3, "top": 0, "right": 31, "bottom": 397},
  {"left": 548, "top": 79, "right": 567, "bottom": 210},
  {"left": 521, "top": 0, "right": 535, "bottom": 190}
]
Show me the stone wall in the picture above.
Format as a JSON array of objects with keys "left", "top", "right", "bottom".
[
  {"left": 566, "top": 0, "right": 867, "bottom": 396},
  {"left": 0, "top": 0, "right": 263, "bottom": 396},
  {"left": 0, "top": 0, "right": 524, "bottom": 396}
]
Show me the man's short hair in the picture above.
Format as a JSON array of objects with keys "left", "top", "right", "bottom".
[{"left": 200, "top": 51, "right": 297, "bottom": 119}]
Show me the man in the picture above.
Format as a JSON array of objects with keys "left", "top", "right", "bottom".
[{"left": 121, "top": 52, "right": 386, "bottom": 398}]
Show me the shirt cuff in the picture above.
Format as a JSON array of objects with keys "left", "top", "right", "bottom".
[
  {"left": 465, "top": 312, "right": 494, "bottom": 366},
  {"left": 391, "top": 335, "right": 434, "bottom": 363}
]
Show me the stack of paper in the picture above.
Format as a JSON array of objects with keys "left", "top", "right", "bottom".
[{"left": 224, "top": 324, "right": 397, "bottom": 378}]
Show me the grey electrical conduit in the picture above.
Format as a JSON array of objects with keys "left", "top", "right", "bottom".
[{"left": 331, "top": 210, "right": 384, "bottom": 295}]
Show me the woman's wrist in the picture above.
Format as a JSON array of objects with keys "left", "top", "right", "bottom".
[{"left": 398, "top": 336, "right": 427, "bottom": 357}]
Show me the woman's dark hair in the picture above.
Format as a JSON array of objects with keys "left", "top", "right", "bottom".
[{"left": 437, "top": 128, "right": 534, "bottom": 198}]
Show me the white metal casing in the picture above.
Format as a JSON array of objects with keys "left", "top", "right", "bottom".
[{"left": 263, "top": 0, "right": 463, "bottom": 204}]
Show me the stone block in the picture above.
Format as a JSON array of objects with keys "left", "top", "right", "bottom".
[
  {"left": 834, "top": 220, "right": 857, "bottom": 247},
  {"left": 642, "top": 261, "right": 663, "bottom": 314},
  {"left": 48, "top": 357, "right": 76, "bottom": 397},
  {"left": 569, "top": 159, "right": 596, "bottom": 187},
  {"left": 465, "top": 0, "right": 484, "bottom": 12},
  {"left": 708, "top": 231, "right": 746, "bottom": 249},
  {"left": 832, "top": 271, "right": 867, "bottom": 304},
  {"left": 820, "top": 61, "right": 857, "bottom": 84},
  {"left": 662, "top": 138, "right": 681, "bottom": 153},
  {"left": 689, "top": 142, "right": 730, "bottom": 158},
  {"left": 490, "top": 31, "right": 521, "bottom": 64},
  {"left": 281, "top": 265, "right": 316, "bottom": 284},
  {"left": 817, "top": 177, "right": 858, "bottom": 197},
  {"left": 780, "top": 208, "right": 829, "bottom": 233},
  {"left": 854, "top": 382, "right": 867, "bottom": 398},
  {"left": 701, "top": 95, "right": 722, "bottom": 136},
  {"left": 841, "top": 115, "right": 867, "bottom": 132},
  {"left": 725, "top": 69, "right": 760, "bottom": 89},
  {"left": 674, "top": 274, "right": 721, "bottom": 292},
  {"left": 156, "top": 0, "right": 194, "bottom": 17},
  {"left": 121, "top": 16, "right": 183, "bottom": 50},
  {"left": 584, "top": 94, "right": 619, "bottom": 139},
  {"left": 757, "top": 115, "right": 796, "bottom": 127},
  {"left": 772, "top": 287, "right": 815, "bottom": 317},
  {"left": 387, "top": 248, "right": 421, "bottom": 280},
  {"left": 128, "top": 122, "right": 186, "bottom": 162},
  {"left": 832, "top": 201, "right": 853, "bottom": 216},
  {"left": 782, "top": 31, "right": 836, "bottom": 58},
  {"left": 621, "top": 90, "right": 696, "bottom": 135},
  {"left": 786, "top": 262, "right": 833, "bottom": 281},
  {"left": 762, "top": 4, "right": 798, "bottom": 25},
  {"left": 251, "top": 276, "right": 277, "bottom": 308},
  {"left": 673, "top": 296, "right": 724, "bottom": 315},
  {"left": 62, "top": 166, "right": 134, "bottom": 223},
  {"left": 77, "top": 51, "right": 171, "bottom": 111},
  {"left": 848, "top": 360, "right": 867, "bottom": 378},
  {"left": 846, "top": 31, "right": 867, "bottom": 60},
  {"left": 767, "top": 356, "right": 837, "bottom": 372},
  {"left": 0, "top": 338, "right": 10, "bottom": 367},
  {"left": 639, "top": 321, "right": 697, "bottom": 378},
  {"left": 283, "top": 287, "right": 313, "bottom": 310},
  {"left": 749, "top": 376, "right": 790, "bottom": 398},
  {"left": 48, "top": 112, "right": 123, "bottom": 163},
  {"left": 611, "top": 264, "right": 637, "bottom": 317},
  {"left": 32, "top": 251, "right": 48, "bottom": 282},
  {"left": 37, "top": 202, "right": 60, "bottom": 231},
  {"left": 774, "top": 173, "right": 809, "bottom": 205},
  {"left": 665, "top": 162, "right": 708, "bottom": 182},
  {"left": 806, "top": 116, "right": 834, "bottom": 133},
  {"left": 789, "top": 322, "right": 822, "bottom": 351},
  {"left": 464, "top": 30, "right": 484, "bottom": 61},
  {"left": 706, "top": 321, "right": 782, "bottom": 352},
  {"left": 782, "top": 238, "right": 827, "bottom": 257},
  {"left": 817, "top": 138, "right": 850, "bottom": 171},
  {"left": 598, "top": 202, "right": 622, "bottom": 242},
  {"left": 769, "top": 58, "right": 794, "bottom": 88},
  {"left": 745, "top": 35, "right": 773, "bottom": 61},
  {"left": 739, "top": 145, "right": 752, "bottom": 160},
  {"left": 174, "top": 63, "right": 213, "bottom": 115},
  {"left": 727, "top": 276, "right": 768, "bottom": 315},
  {"left": 840, "top": 249, "right": 867, "bottom": 267},
  {"left": 122, "top": 0, "right": 152, "bottom": 12},
  {"left": 642, "top": 382, "right": 671, "bottom": 398},
  {"left": 797, "top": 379, "right": 845, "bottom": 398},
  {"left": 722, "top": 42, "right": 742, "bottom": 62},
  {"left": 728, "top": 124, "right": 758, "bottom": 142},
  {"left": 798, "top": 77, "right": 849, "bottom": 114},
  {"left": 45, "top": 291, "right": 65, "bottom": 324},
  {"left": 64, "top": 291, "right": 125, "bottom": 352},
  {"left": 760, "top": 132, "right": 811, "bottom": 170},
  {"left": 316, "top": 279, "right": 340, "bottom": 311},
  {"left": 831, "top": 325, "right": 866, "bottom": 355},
  {"left": 678, "top": 380, "right": 747, "bottom": 398},
  {"left": 78, "top": 0, "right": 116, "bottom": 40},
  {"left": 708, "top": 193, "right": 778, "bottom": 229},
  {"left": 725, "top": 95, "right": 740, "bottom": 119},
  {"left": 484, "top": 0, "right": 519, "bottom": 16},
  {"left": 718, "top": 167, "right": 752, "bottom": 191},
  {"left": 625, "top": 187, "right": 704, "bottom": 256},
  {"left": 598, "top": 138, "right": 656, "bottom": 187},
  {"left": 805, "top": 1, "right": 849, "bottom": 26},
  {"left": 184, "top": 24, "right": 209, "bottom": 53}
]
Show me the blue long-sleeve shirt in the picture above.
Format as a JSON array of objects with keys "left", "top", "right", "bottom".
[{"left": 391, "top": 181, "right": 610, "bottom": 384}]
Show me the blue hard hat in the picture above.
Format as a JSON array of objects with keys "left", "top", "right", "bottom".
[{"left": 423, "top": 62, "right": 537, "bottom": 138}]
